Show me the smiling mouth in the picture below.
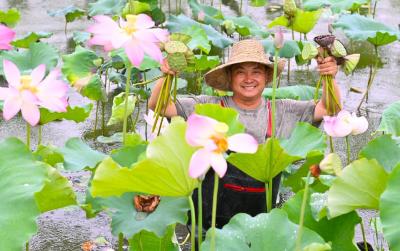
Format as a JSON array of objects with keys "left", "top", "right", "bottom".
[{"left": 241, "top": 85, "right": 257, "bottom": 90}]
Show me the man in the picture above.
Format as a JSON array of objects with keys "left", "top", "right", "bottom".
[{"left": 149, "top": 39, "right": 340, "bottom": 228}]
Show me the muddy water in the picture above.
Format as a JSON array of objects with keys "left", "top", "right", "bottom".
[{"left": 0, "top": 0, "right": 399, "bottom": 250}]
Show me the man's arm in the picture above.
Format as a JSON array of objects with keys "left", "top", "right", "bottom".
[
  {"left": 313, "top": 56, "right": 341, "bottom": 122},
  {"left": 148, "top": 59, "right": 178, "bottom": 118}
]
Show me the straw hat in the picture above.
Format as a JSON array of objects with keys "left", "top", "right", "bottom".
[{"left": 204, "top": 39, "right": 286, "bottom": 91}]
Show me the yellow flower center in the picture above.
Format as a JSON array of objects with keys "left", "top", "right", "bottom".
[
  {"left": 211, "top": 122, "right": 229, "bottom": 153},
  {"left": 19, "top": 75, "right": 38, "bottom": 93},
  {"left": 123, "top": 15, "right": 138, "bottom": 35}
]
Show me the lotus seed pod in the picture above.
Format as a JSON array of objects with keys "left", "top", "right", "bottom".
[
  {"left": 331, "top": 40, "right": 347, "bottom": 57},
  {"left": 164, "top": 41, "right": 188, "bottom": 54},
  {"left": 343, "top": 54, "right": 360, "bottom": 75},
  {"left": 319, "top": 153, "right": 342, "bottom": 176},
  {"left": 223, "top": 20, "right": 236, "bottom": 36},
  {"left": 167, "top": 52, "right": 188, "bottom": 72},
  {"left": 283, "top": 0, "right": 297, "bottom": 18},
  {"left": 314, "top": 34, "right": 335, "bottom": 48},
  {"left": 302, "top": 42, "right": 318, "bottom": 60},
  {"left": 170, "top": 33, "right": 192, "bottom": 44}
]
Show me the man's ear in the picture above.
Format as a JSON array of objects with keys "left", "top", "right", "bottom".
[{"left": 265, "top": 67, "right": 273, "bottom": 85}]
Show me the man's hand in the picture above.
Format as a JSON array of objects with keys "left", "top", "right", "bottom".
[
  {"left": 316, "top": 56, "right": 338, "bottom": 77},
  {"left": 160, "top": 58, "right": 177, "bottom": 75}
]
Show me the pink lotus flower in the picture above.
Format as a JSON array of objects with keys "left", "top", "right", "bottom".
[
  {"left": 186, "top": 114, "right": 258, "bottom": 178},
  {"left": 323, "top": 110, "right": 368, "bottom": 137},
  {"left": 0, "top": 24, "right": 15, "bottom": 50},
  {"left": 0, "top": 60, "right": 69, "bottom": 126},
  {"left": 87, "top": 14, "right": 169, "bottom": 67},
  {"left": 274, "top": 27, "right": 284, "bottom": 49}
]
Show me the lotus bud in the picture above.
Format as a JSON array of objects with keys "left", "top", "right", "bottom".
[
  {"left": 222, "top": 20, "right": 236, "bottom": 36},
  {"left": 198, "top": 11, "right": 205, "bottom": 22},
  {"left": 330, "top": 40, "right": 347, "bottom": 57},
  {"left": 273, "top": 27, "right": 284, "bottom": 49},
  {"left": 343, "top": 54, "right": 360, "bottom": 75},
  {"left": 302, "top": 42, "right": 318, "bottom": 60},
  {"left": 283, "top": 0, "right": 297, "bottom": 18},
  {"left": 319, "top": 153, "right": 342, "bottom": 176}
]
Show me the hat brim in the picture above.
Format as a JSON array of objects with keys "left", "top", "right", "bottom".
[{"left": 204, "top": 58, "right": 286, "bottom": 91}]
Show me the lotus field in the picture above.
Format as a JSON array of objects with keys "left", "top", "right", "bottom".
[{"left": 1, "top": 0, "right": 400, "bottom": 250}]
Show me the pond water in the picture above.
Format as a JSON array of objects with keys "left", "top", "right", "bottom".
[{"left": 0, "top": 0, "right": 399, "bottom": 250}]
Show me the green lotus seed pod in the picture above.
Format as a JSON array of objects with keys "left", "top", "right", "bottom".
[
  {"left": 343, "top": 54, "right": 360, "bottom": 75},
  {"left": 302, "top": 42, "right": 318, "bottom": 60},
  {"left": 331, "top": 40, "right": 347, "bottom": 57},
  {"left": 223, "top": 20, "right": 236, "bottom": 36},
  {"left": 284, "top": 0, "right": 297, "bottom": 18},
  {"left": 164, "top": 41, "right": 188, "bottom": 54},
  {"left": 169, "top": 33, "right": 192, "bottom": 44},
  {"left": 167, "top": 53, "right": 187, "bottom": 72}
]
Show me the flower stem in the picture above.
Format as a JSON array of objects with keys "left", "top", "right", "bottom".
[
  {"left": 118, "top": 232, "right": 124, "bottom": 251},
  {"left": 101, "top": 101, "right": 105, "bottom": 136},
  {"left": 295, "top": 171, "right": 311, "bottom": 251},
  {"left": 211, "top": 172, "right": 219, "bottom": 251},
  {"left": 188, "top": 196, "right": 196, "bottom": 251},
  {"left": 266, "top": 180, "right": 272, "bottom": 213},
  {"left": 94, "top": 101, "right": 99, "bottom": 135},
  {"left": 198, "top": 180, "right": 203, "bottom": 248},
  {"left": 38, "top": 125, "right": 42, "bottom": 145},
  {"left": 329, "top": 136, "right": 334, "bottom": 153},
  {"left": 122, "top": 64, "right": 132, "bottom": 145},
  {"left": 345, "top": 136, "right": 351, "bottom": 165},
  {"left": 26, "top": 123, "right": 31, "bottom": 150},
  {"left": 360, "top": 218, "right": 369, "bottom": 251},
  {"left": 357, "top": 45, "right": 379, "bottom": 111}
]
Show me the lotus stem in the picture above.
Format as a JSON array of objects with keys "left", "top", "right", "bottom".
[
  {"left": 372, "top": 0, "right": 378, "bottom": 18},
  {"left": 329, "top": 136, "right": 334, "bottom": 153},
  {"left": 360, "top": 218, "right": 369, "bottom": 251},
  {"left": 101, "top": 101, "right": 105, "bottom": 136},
  {"left": 188, "top": 195, "right": 196, "bottom": 251},
  {"left": 211, "top": 172, "right": 219, "bottom": 251},
  {"left": 118, "top": 233, "right": 124, "bottom": 251},
  {"left": 26, "top": 123, "right": 31, "bottom": 150},
  {"left": 373, "top": 218, "right": 379, "bottom": 251},
  {"left": 94, "top": 101, "right": 99, "bottom": 135},
  {"left": 357, "top": 45, "right": 379, "bottom": 111},
  {"left": 271, "top": 49, "right": 279, "bottom": 138},
  {"left": 143, "top": 72, "right": 149, "bottom": 141},
  {"left": 295, "top": 171, "right": 311, "bottom": 251},
  {"left": 38, "top": 125, "right": 42, "bottom": 145},
  {"left": 345, "top": 136, "right": 351, "bottom": 164},
  {"left": 26, "top": 242, "right": 29, "bottom": 251},
  {"left": 122, "top": 64, "right": 132, "bottom": 144},
  {"left": 168, "top": 0, "right": 171, "bottom": 13},
  {"left": 239, "top": 0, "right": 243, "bottom": 15},
  {"left": 314, "top": 76, "right": 322, "bottom": 103},
  {"left": 198, "top": 180, "right": 203, "bottom": 248},
  {"left": 266, "top": 180, "right": 272, "bottom": 213},
  {"left": 132, "top": 75, "right": 163, "bottom": 86}
]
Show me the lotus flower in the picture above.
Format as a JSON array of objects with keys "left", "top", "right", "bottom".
[
  {"left": 274, "top": 27, "right": 284, "bottom": 49},
  {"left": 0, "top": 24, "right": 15, "bottom": 50},
  {"left": 0, "top": 60, "right": 68, "bottom": 126},
  {"left": 323, "top": 110, "right": 368, "bottom": 137},
  {"left": 144, "top": 109, "right": 169, "bottom": 140},
  {"left": 87, "top": 14, "right": 169, "bottom": 67},
  {"left": 186, "top": 114, "right": 258, "bottom": 178}
]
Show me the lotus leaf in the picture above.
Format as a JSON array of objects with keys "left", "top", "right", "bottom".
[
  {"left": 11, "top": 32, "right": 53, "bottom": 48},
  {"left": 376, "top": 101, "right": 400, "bottom": 137},
  {"left": 182, "top": 25, "right": 211, "bottom": 54},
  {"left": 226, "top": 16, "right": 270, "bottom": 38},
  {"left": 107, "top": 92, "right": 136, "bottom": 126},
  {"left": 129, "top": 225, "right": 179, "bottom": 251},
  {"left": 88, "top": 0, "right": 126, "bottom": 16},
  {"left": 188, "top": 0, "right": 224, "bottom": 26},
  {"left": 39, "top": 104, "right": 93, "bottom": 125},
  {"left": 303, "top": 0, "right": 368, "bottom": 13},
  {"left": 263, "top": 85, "right": 322, "bottom": 100},
  {"left": 269, "top": 9, "right": 322, "bottom": 34},
  {"left": 47, "top": 5, "right": 85, "bottom": 23},
  {"left": 262, "top": 39, "right": 301, "bottom": 58},
  {"left": 0, "top": 8, "right": 20, "bottom": 27}
]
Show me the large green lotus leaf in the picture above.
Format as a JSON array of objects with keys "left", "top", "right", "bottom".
[
  {"left": 281, "top": 122, "right": 326, "bottom": 157},
  {"left": 186, "top": 55, "right": 220, "bottom": 72},
  {"left": 227, "top": 16, "right": 270, "bottom": 38},
  {"left": 303, "top": 0, "right": 368, "bottom": 13},
  {"left": 48, "top": 5, "right": 85, "bottom": 23},
  {"left": 188, "top": 0, "right": 224, "bottom": 26},
  {"left": 34, "top": 145, "right": 64, "bottom": 167},
  {"left": 0, "top": 138, "right": 47, "bottom": 251},
  {"left": 182, "top": 25, "right": 211, "bottom": 54},
  {"left": 376, "top": 101, "right": 400, "bottom": 137},
  {"left": 250, "top": 0, "right": 267, "bottom": 7},
  {"left": 62, "top": 46, "right": 98, "bottom": 83},
  {"left": 283, "top": 190, "right": 360, "bottom": 251},
  {"left": 327, "top": 158, "right": 389, "bottom": 218},
  {"left": 11, "top": 32, "right": 53, "bottom": 48},
  {"left": 0, "top": 8, "right": 20, "bottom": 27},
  {"left": 60, "top": 137, "right": 106, "bottom": 171},
  {"left": 359, "top": 134, "right": 400, "bottom": 173},
  {"left": 39, "top": 103, "right": 93, "bottom": 125},
  {"left": 110, "top": 144, "right": 147, "bottom": 167},
  {"left": 88, "top": 0, "right": 126, "bottom": 16},
  {"left": 0, "top": 42, "right": 58, "bottom": 75},
  {"left": 262, "top": 39, "right": 301, "bottom": 58},
  {"left": 129, "top": 226, "right": 179, "bottom": 251},
  {"left": 105, "top": 193, "right": 189, "bottom": 237},
  {"left": 228, "top": 138, "right": 300, "bottom": 183},
  {"left": 107, "top": 92, "right": 136, "bottom": 126},
  {"left": 91, "top": 118, "right": 198, "bottom": 197},
  {"left": 263, "top": 85, "right": 322, "bottom": 100},
  {"left": 34, "top": 165, "right": 77, "bottom": 212},
  {"left": 167, "top": 14, "right": 233, "bottom": 49},
  {"left": 333, "top": 14, "right": 400, "bottom": 46},
  {"left": 268, "top": 9, "right": 322, "bottom": 34},
  {"left": 201, "top": 209, "right": 327, "bottom": 250},
  {"left": 283, "top": 151, "right": 325, "bottom": 193},
  {"left": 380, "top": 164, "right": 400, "bottom": 251},
  {"left": 194, "top": 104, "right": 245, "bottom": 136}
]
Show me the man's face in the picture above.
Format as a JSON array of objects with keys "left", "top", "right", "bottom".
[{"left": 230, "top": 62, "right": 269, "bottom": 102}]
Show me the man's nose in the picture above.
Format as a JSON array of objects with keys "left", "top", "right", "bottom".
[{"left": 244, "top": 73, "right": 253, "bottom": 83}]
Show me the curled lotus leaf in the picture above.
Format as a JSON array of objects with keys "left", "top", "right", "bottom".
[
  {"left": 302, "top": 42, "right": 318, "bottom": 60},
  {"left": 330, "top": 40, "right": 347, "bottom": 57},
  {"left": 343, "top": 54, "right": 360, "bottom": 75}
]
